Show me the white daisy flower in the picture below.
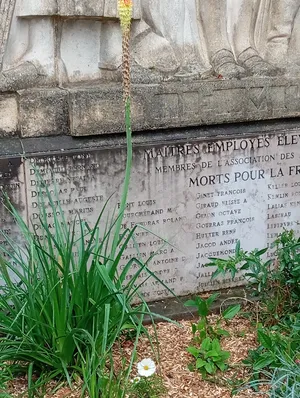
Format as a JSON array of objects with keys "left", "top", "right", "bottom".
[{"left": 137, "top": 358, "right": 156, "bottom": 377}]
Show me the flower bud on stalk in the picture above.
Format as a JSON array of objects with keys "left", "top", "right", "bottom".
[{"left": 118, "top": 0, "right": 133, "bottom": 101}]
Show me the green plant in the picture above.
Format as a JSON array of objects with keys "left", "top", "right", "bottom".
[
  {"left": 0, "top": 1, "right": 174, "bottom": 397},
  {"left": 208, "top": 231, "right": 300, "bottom": 323},
  {"left": 187, "top": 337, "right": 230, "bottom": 378},
  {"left": 184, "top": 293, "right": 240, "bottom": 342},
  {"left": 0, "top": 362, "right": 14, "bottom": 397},
  {"left": 268, "top": 354, "right": 300, "bottom": 398},
  {"left": 127, "top": 374, "right": 166, "bottom": 398}
]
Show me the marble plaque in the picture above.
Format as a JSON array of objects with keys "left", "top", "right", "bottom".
[
  {"left": 0, "top": 156, "right": 26, "bottom": 259},
  {"left": 23, "top": 131, "right": 300, "bottom": 301}
]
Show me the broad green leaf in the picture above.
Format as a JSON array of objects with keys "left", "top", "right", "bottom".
[
  {"left": 184, "top": 300, "right": 197, "bottom": 307},
  {"left": 212, "top": 339, "right": 221, "bottom": 353},
  {"left": 220, "top": 351, "right": 230, "bottom": 361},
  {"left": 201, "top": 337, "right": 212, "bottom": 351},
  {"left": 205, "top": 350, "right": 220, "bottom": 358},
  {"left": 216, "top": 362, "right": 227, "bottom": 371},
  {"left": 257, "top": 329, "right": 273, "bottom": 350},
  {"left": 216, "top": 328, "right": 230, "bottom": 337},
  {"left": 197, "top": 301, "right": 209, "bottom": 317},
  {"left": 206, "top": 293, "right": 220, "bottom": 307},
  {"left": 204, "top": 362, "right": 216, "bottom": 374},
  {"left": 222, "top": 304, "right": 241, "bottom": 320},
  {"left": 196, "top": 358, "right": 206, "bottom": 369},
  {"left": 187, "top": 346, "right": 200, "bottom": 358},
  {"left": 253, "top": 355, "right": 274, "bottom": 371}
]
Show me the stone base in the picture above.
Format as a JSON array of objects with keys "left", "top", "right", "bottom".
[{"left": 1, "top": 77, "right": 299, "bottom": 137}]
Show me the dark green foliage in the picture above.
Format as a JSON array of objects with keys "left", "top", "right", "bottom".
[{"left": 208, "top": 230, "right": 300, "bottom": 397}]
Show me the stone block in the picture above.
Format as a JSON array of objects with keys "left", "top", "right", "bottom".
[
  {"left": 69, "top": 78, "right": 300, "bottom": 136},
  {"left": 69, "top": 85, "right": 145, "bottom": 136},
  {"left": 19, "top": 89, "right": 69, "bottom": 138},
  {"left": 0, "top": 95, "right": 18, "bottom": 136}
]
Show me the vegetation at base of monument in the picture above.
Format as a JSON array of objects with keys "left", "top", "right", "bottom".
[
  {"left": 207, "top": 230, "right": 300, "bottom": 396},
  {"left": 184, "top": 293, "right": 240, "bottom": 378},
  {"left": 0, "top": 186, "right": 169, "bottom": 396},
  {"left": 127, "top": 374, "right": 167, "bottom": 398},
  {"left": 0, "top": 1, "right": 169, "bottom": 397}
]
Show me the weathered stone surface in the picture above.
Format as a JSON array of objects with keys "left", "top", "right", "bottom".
[
  {"left": 69, "top": 78, "right": 300, "bottom": 136},
  {"left": 19, "top": 89, "right": 69, "bottom": 138},
  {"left": 10, "top": 125, "right": 299, "bottom": 302},
  {"left": 0, "top": 95, "right": 18, "bottom": 136},
  {"left": 69, "top": 86, "right": 145, "bottom": 135},
  {"left": 0, "top": 156, "right": 27, "bottom": 255}
]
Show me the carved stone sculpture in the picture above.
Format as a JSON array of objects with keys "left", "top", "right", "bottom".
[
  {"left": 0, "top": 0, "right": 300, "bottom": 91},
  {"left": 267, "top": 0, "right": 300, "bottom": 69},
  {"left": 199, "top": 0, "right": 280, "bottom": 78}
]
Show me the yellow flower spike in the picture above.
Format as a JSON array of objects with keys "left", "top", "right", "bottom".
[
  {"left": 118, "top": 0, "right": 133, "bottom": 33},
  {"left": 118, "top": 0, "right": 133, "bottom": 100}
]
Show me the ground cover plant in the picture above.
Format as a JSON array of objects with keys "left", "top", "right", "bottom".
[
  {"left": 0, "top": 1, "right": 168, "bottom": 396},
  {"left": 207, "top": 230, "right": 300, "bottom": 396}
]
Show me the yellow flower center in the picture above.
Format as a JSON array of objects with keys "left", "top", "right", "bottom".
[{"left": 144, "top": 365, "right": 149, "bottom": 370}]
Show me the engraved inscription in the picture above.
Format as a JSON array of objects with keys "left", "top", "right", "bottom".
[{"left": 22, "top": 131, "right": 300, "bottom": 302}]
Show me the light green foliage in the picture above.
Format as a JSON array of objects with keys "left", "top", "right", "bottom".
[
  {"left": 187, "top": 337, "right": 230, "bottom": 378},
  {"left": 185, "top": 293, "right": 240, "bottom": 342},
  {"left": 127, "top": 374, "right": 167, "bottom": 398},
  {"left": 185, "top": 293, "right": 240, "bottom": 378}
]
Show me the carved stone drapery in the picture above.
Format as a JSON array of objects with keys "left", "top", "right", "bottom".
[{"left": 0, "top": 0, "right": 16, "bottom": 70}]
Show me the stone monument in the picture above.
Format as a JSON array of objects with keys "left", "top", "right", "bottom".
[
  {"left": 0, "top": 0, "right": 300, "bottom": 135},
  {"left": 0, "top": 0, "right": 300, "bottom": 303}
]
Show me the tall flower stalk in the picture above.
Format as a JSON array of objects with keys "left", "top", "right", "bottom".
[{"left": 111, "top": 0, "right": 133, "bottom": 264}]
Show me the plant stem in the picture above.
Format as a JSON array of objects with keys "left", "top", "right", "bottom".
[{"left": 111, "top": 98, "right": 132, "bottom": 264}]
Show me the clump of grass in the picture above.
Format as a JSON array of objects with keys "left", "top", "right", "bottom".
[{"left": 0, "top": 183, "right": 170, "bottom": 397}]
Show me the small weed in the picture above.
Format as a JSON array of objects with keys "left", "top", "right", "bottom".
[{"left": 187, "top": 337, "right": 230, "bottom": 378}]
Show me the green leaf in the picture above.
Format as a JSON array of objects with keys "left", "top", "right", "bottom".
[
  {"left": 204, "top": 362, "right": 216, "bottom": 374},
  {"left": 205, "top": 350, "right": 219, "bottom": 358},
  {"left": 196, "top": 358, "right": 206, "bottom": 369},
  {"left": 255, "top": 248, "right": 268, "bottom": 256},
  {"left": 206, "top": 293, "right": 220, "bottom": 308},
  {"left": 216, "top": 328, "right": 230, "bottom": 337},
  {"left": 257, "top": 329, "right": 273, "bottom": 350},
  {"left": 235, "top": 241, "right": 241, "bottom": 256},
  {"left": 222, "top": 304, "right": 241, "bottom": 320},
  {"left": 201, "top": 337, "right": 212, "bottom": 351},
  {"left": 220, "top": 351, "right": 230, "bottom": 361},
  {"left": 216, "top": 362, "right": 227, "bottom": 372},
  {"left": 184, "top": 300, "right": 197, "bottom": 307},
  {"left": 187, "top": 346, "right": 200, "bottom": 358},
  {"left": 212, "top": 339, "right": 221, "bottom": 353},
  {"left": 197, "top": 301, "right": 209, "bottom": 317},
  {"left": 253, "top": 355, "right": 274, "bottom": 370}
]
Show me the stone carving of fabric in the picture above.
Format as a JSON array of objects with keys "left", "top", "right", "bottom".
[
  {"left": 0, "top": 0, "right": 17, "bottom": 69},
  {"left": 267, "top": 0, "right": 300, "bottom": 67}
]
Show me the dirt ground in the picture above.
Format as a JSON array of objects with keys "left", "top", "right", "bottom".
[{"left": 6, "top": 316, "right": 268, "bottom": 398}]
